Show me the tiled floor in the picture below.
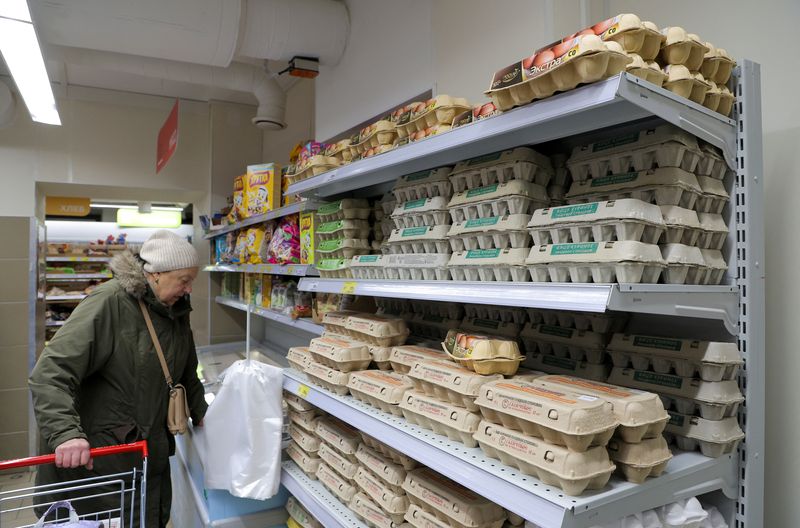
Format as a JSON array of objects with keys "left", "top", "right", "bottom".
[{"left": 0, "top": 469, "right": 38, "bottom": 527}]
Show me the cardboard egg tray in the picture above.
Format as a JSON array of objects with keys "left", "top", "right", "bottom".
[
  {"left": 379, "top": 218, "right": 395, "bottom": 239},
  {"left": 358, "top": 432, "right": 419, "bottom": 470},
  {"left": 407, "top": 313, "right": 462, "bottom": 341},
  {"left": 391, "top": 197, "right": 451, "bottom": 229},
  {"left": 700, "top": 249, "right": 727, "bottom": 285},
  {"left": 351, "top": 255, "right": 387, "bottom": 279},
  {"left": 288, "top": 346, "right": 314, "bottom": 372},
  {"left": 526, "top": 241, "right": 666, "bottom": 284},
  {"left": 626, "top": 54, "right": 667, "bottom": 86},
  {"left": 349, "top": 492, "right": 402, "bottom": 528},
  {"left": 566, "top": 168, "right": 703, "bottom": 211},
  {"left": 448, "top": 148, "right": 554, "bottom": 193},
  {"left": 448, "top": 214, "right": 531, "bottom": 251},
  {"left": 289, "top": 156, "right": 341, "bottom": 185},
  {"left": 664, "top": 412, "right": 744, "bottom": 458},
  {"left": 716, "top": 85, "right": 735, "bottom": 117},
  {"left": 697, "top": 213, "right": 728, "bottom": 250},
  {"left": 386, "top": 225, "right": 451, "bottom": 255},
  {"left": 347, "top": 370, "right": 413, "bottom": 416},
  {"left": 321, "top": 310, "right": 356, "bottom": 335},
  {"left": 528, "top": 199, "right": 666, "bottom": 245},
  {"left": 485, "top": 34, "right": 630, "bottom": 112},
  {"left": 325, "top": 139, "right": 353, "bottom": 165},
  {"left": 523, "top": 354, "right": 610, "bottom": 382},
  {"left": 304, "top": 361, "right": 352, "bottom": 396},
  {"left": 319, "top": 441, "right": 360, "bottom": 480},
  {"left": 607, "top": 367, "right": 744, "bottom": 421},
  {"left": 290, "top": 423, "right": 322, "bottom": 454},
  {"left": 349, "top": 120, "right": 398, "bottom": 156},
  {"left": 309, "top": 335, "right": 372, "bottom": 372},
  {"left": 368, "top": 346, "right": 393, "bottom": 370},
  {"left": 519, "top": 323, "right": 607, "bottom": 364},
  {"left": 443, "top": 330, "right": 525, "bottom": 376},
  {"left": 474, "top": 379, "right": 618, "bottom": 451},
  {"left": 661, "top": 243, "right": 708, "bottom": 285},
  {"left": 662, "top": 65, "right": 711, "bottom": 105},
  {"left": 316, "top": 238, "right": 371, "bottom": 260},
  {"left": 383, "top": 253, "right": 451, "bottom": 281},
  {"left": 473, "top": 420, "right": 615, "bottom": 496},
  {"left": 696, "top": 143, "right": 729, "bottom": 180},
  {"left": 659, "top": 27, "right": 709, "bottom": 71},
  {"left": 606, "top": 436, "right": 672, "bottom": 484},
  {"left": 702, "top": 81, "right": 724, "bottom": 114},
  {"left": 286, "top": 496, "right": 323, "bottom": 528},
  {"left": 316, "top": 258, "right": 354, "bottom": 279},
  {"left": 289, "top": 408, "right": 322, "bottom": 433},
  {"left": 607, "top": 333, "right": 743, "bottom": 382},
  {"left": 285, "top": 390, "right": 316, "bottom": 412},
  {"left": 407, "top": 359, "right": 503, "bottom": 411},
  {"left": 393, "top": 96, "right": 469, "bottom": 135},
  {"left": 595, "top": 14, "right": 663, "bottom": 61},
  {"left": 526, "top": 308, "right": 628, "bottom": 334},
  {"left": 460, "top": 317, "right": 521, "bottom": 339},
  {"left": 465, "top": 304, "right": 526, "bottom": 325},
  {"left": 547, "top": 184, "right": 568, "bottom": 206},
  {"left": 701, "top": 43, "right": 735, "bottom": 84},
  {"left": 402, "top": 467, "right": 508, "bottom": 528},
  {"left": 315, "top": 418, "right": 362, "bottom": 457},
  {"left": 390, "top": 345, "right": 448, "bottom": 374},
  {"left": 315, "top": 199, "right": 372, "bottom": 223},
  {"left": 532, "top": 375, "right": 669, "bottom": 443},
  {"left": 379, "top": 194, "right": 398, "bottom": 217},
  {"left": 344, "top": 313, "right": 409, "bottom": 347},
  {"left": 448, "top": 181, "right": 550, "bottom": 223},
  {"left": 354, "top": 466, "right": 409, "bottom": 522},
  {"left": 659, "top": 205, "right": 702, "bottom": 246},
  {"left": 316, "top": 462, "right": 358, "bottom": 505},
  {"left": 285, "top": 440, "right": 321, "bottom": 478},
  {"left": 355, "top": 444, "right": 408, "bottom": 493},
  {"left": 448, "top": 248, "right": 529, "bottom": 283},
  {"left": 404, "top": 502, "right": 457, "bottom": 528},
  {"left": 399, "top": 390, "right": 482, "bottom": 447},
  {"left": 392, "top": 168, "right": 454, "bottom": 203},
  {"left": 317, "top": 219, "right": 372, "bottom": 242}
]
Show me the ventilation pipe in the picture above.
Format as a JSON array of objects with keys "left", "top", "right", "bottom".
[{"left": 0, "top": 80, "right": 15, "bottom": 128}]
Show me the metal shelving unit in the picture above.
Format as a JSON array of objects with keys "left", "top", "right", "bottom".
[
  {"left": 46, "top": 256, "right": 112, "bottom": 263},
  {"left": 203, "top": 201, "right": 319, "bottom": 240},
  {"left": 204, "top": 263, "right": 319, "bottom": 277},
  {"left": 282, "top": 461, "right": 368, "bottom": 528},
  {"left": 46, "top": 273, "right": 111, "bottom": 280},
  {"left": 215, "top": 296, "right": 324, "bottom": 335},
  {"left": 46, "top": 295, "right": 87, "bottom": 302}
]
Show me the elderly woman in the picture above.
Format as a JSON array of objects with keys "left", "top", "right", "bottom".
[{"left": 29, "top": 230, "right": 208, "bottom": 527}]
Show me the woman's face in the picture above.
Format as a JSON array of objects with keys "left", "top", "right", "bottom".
[{"left": 150, "top": 267, "right": 199, "bottom": 306}]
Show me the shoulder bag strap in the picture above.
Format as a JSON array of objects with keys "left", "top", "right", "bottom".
[{"left": 138, "top": 298, "right": 174, "bottom": 388}]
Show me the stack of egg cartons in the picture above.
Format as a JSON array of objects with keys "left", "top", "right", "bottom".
[
  {"left": 606, "top": 333, "right": 745, "bottom": 458},
  {"left": 547, "top": 153, "right": 572, "bottom": 207},
  {"left": 286, "top": 497, "right": 323, "bottom": 528},
  {"left": 526, "top": 123, "right": 729, "bottom": 284},
  {"left": 447, "top": 148, "right": 552, "bottom": 282},
  {"left": 313, "top": 416, "right": 363, "bottom": 508},
  {"left": 315, "top": 199, "right": 372, "bottom": 280},
  {"left": 284, "top": 391, "right": 323, "bottom": 479},
  {"left": 405, "top": 300, "right": 464, "bottom": 342}
]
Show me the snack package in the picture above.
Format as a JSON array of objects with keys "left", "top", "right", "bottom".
[
  {"left": 232, "top": 231, "right": 248, "bottom": 264},
  {"left": 214, "top": 235, "right": 231, "bottom": 264},
  {"left": 271, "top": 280, "right": 298, "bottom": 314},
  {"left": 246, "top": 224, "right": 274, "bottom": 264},
  {"left": 227, "top": 174, "right": 246, "bottom": 223},
  {"left": 268, "top": 215, "right": 301, "bottom": 265},
  {"left": 259, "top": 275, "right": 273, "bottom": 308},
  {"left": 292, "top": 290, "right": 313, "bottom": 319},
  {"left": 300, "top": 212, "right": 316, "bottom": 265},
  {"left": 245, "top": 163, "right": 281, "bottom": 217}
]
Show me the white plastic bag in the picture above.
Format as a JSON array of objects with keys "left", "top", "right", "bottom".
[{"left": 198, "top": 359, "right": 284, "bottom": 499}]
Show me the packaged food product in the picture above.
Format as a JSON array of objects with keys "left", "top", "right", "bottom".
[
  {"left": 383, "top": 253, "right": 451, "bottom": 281},
  {"left": 345, "top": 313, "right": 409, "bottom": 347},
  {"left": 284, "top": 390, "right": 315, "bottom": 412},
  {"left": 523, "top": 353, "right": 610, "bottom": 381},
  {"left": 316, "top": 199, "right": 372, "bottom": 223},
  {"left": 350, "top": 255, "right": 387, "bottom": 280},
  {"left": 402, "top": 468, "right": 507, "bottom": 528},
  {"left": 448, "top": 214, "right": 531, "bottom": 252},
  {"left": 268, "top": 215, "right": 301, "bottom": 265},
  {"left": 391, "top": 197, "right": 450, "bottom": 230},
  {"left": 465, "top": 304, "right": 525, "bottom": 324},
  {"left": 233, "top": 231, "right": 248, "bottom": 264},
  {"left": 407, "top": 313, "right": 462, "bottom": 341},
  {"left": 696, "top": 213, "right": 728, "bottom": 250},
  {"left": 315, "top": 417, "right": 362, "bottom": 457},
  {"left": 316, "top": 462, "right": 358, "bottom": 504},
  {"left": 661, "top": 243, "right": 707, "bottom": 285},
  {"left": 664, "top": 412, "right": 744, "bottom": 458},
  {"left": 349, "top": 492, "right": 400, "bottom": 528},
  {"left": 696, "top": 177, "right": 729, "bottom": 216},
  {"left": 659, "top": 27, "right": 709, "bottom": 71},
  {"left": 288, "top": 156, "right": 340, "bottom": 186},
  {"left": 258, "top": 275, "right": 273, "bottom": 308},
  {"left": 474, "top": 379, "right": 618, "bottom": 451},
  {"left": 308, "top": 335, "right": 372, "bottom": 372},
  {"left": 662, "top": 65, "right": 711, "bottom": 104},
  {"left": 289, "top": 423, "right": 321, "bottom": 453},
  {"left": 407, "top": 359, "right": 502, "bottom": 411},
  {"left": 717, "top": 85, "right": 735, "bottom": 117},
  {"left": 288, "top": 408, "right": 321, "bottom": 432},
  {"left": 316, "top": 258, "right": 354, "bottom": 279},
  {"left": 448, "top": 181, "right": 550, "bottom": 223},
  {"left": 285, "top": 440, "right": 321, "bottom": 478},
  {"left": 389, "top": 346, "right": 448, "bottom": 374},
  {"left": 395, "top": 95, "right": 471, "bottom": 139},
  {"left": 368, "top": 345, "right": 393, "bottom": 370},
  {"left": 347, "top": 370, "right": 413, "bottom": 416},
  {"left": 566, "top": 168, "right": 703, "bottom": 211},
  {"left": 304, "top": 361, "right": 352, "bottom": 395},
  {"left": 299, "top": 212, "right": 316, "bottom": 265},
  {"left": 386, "top": 225, "right": 451, "bottom": 255},
  {"left": 393, "top": 168, "right": 454, "bottom": 202},
  {"left": 404, "top": 502, "right": 453, "bottom": 528},
  {"left": 474, "top": 420, "right": 615, "bottom": 496},
  {"left": 229, "top": 174, "right": 246, "bottom": 222},
  {"left": 519, "top": 323, "right": 606, "bottom": 364},
  {"left": 442, "top": 329, "right": 524, "bottom": 375},
  {"left": 590, "top": 14, "right": 663, "bottom": 60},
  {"left": 607, "top": 334, "right": 743, "bottom": 382},
  {"left": 399, "top": 390, "right": 481, "bottom": 447},
  {"left": 354, "top": 466, "right": 409, "bottom": 522},
  {"left": 355, "top": 444, "right": 408, "bottom": 493},
  {"left": 358, "top": 432, "right": 418, "bottom": 470},
  {"left": 659, "top": 205, "right": 702, "bottom": 246},
  {"left": 245, "top": 163, "right": 281, "bottom": 216},
  {"left": 448, "top": 248, "right": 529, "bottom": 283},
  {"left": 286, "top": 497, "right": 323, "bottom": 528},
  {"left": 325, "top": 139, "right": 353, "bottom": 164},
  {"left": 319, "top": 441, "right": 359, "bottom": 480},
  {"left": 448, "top": 148, "right": 554, "bottom": 193},
  {"left": 606, "top": 436, "right": 672, "bottom": 483}
]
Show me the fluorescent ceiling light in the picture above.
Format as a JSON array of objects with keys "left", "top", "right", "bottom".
[
  {"left": 0, "top": 0, "right": 32, "bottom": 22},
  {"left": 91, "top": 203, "right": 184, "bottom": 212},
  {"left": 117, "top": 209, "right": 182, "bottom": 228},
  {"left": 0, "top": 13, "right": 61, "bottom": 125}
]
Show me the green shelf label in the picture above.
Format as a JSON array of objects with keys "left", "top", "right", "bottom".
[
  {"left": 551, "top": 203, "right": 599, "bottom": 219},
  {"left": 542, "top": 355, "right": 577, "bottom": 370},
  {"left": 467, "top": 151, "right": 502, "bottom": 166},
  {"left": 592, "top": 132, "right": 639, "bottom": 152},
  {"left": 540, "top": 325, "right": 574, "bottom": 338},
  {"left": 633, "top": 370, "right": 684, "bottom": 389},
  {"left": 471, "top": 319, "right": 500, "bottom": 330},
  {"left": 316, "top": 259, "right": 346, "bottom": 270},
  {"left": 466, "top": 184, "right": 498, "bottom": 198},
  {"left": 404, "top": 170, "right": 432, "bottom": 182},
  {"left": 590, "top": 172, "right": 639, "bottom": 187},
  {"left": 465, "top": 216, "right": 500, "bottom": 228},
  {"left": 402, "top": 227, "right": 429, "bottom": 237},
  {"left": 633, "top": 336, "right": 682, "bottom": 351},
  {"left": 404, "top": 199, "right": 427, "bottom": 210},
  {"left": 550, "top": 242, "right": 599, "bottom": 255},
  {"left": 357, "top": 255, "right": 380, "bottom": 263},
  {"left": 667, "top": 412, "right": 685, "bottom": 427},
  {"left": 466, "top": 249, "right": 501, "bottom": 259}
]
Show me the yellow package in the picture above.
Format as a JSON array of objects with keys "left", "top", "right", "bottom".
[
  {"left": 259, "top": 275, "right": 273, "bottom": 308},
  {"left": 234, "top": 231, "right": 248, "bottom": 264},
  {"left": 246, "top": 226, "right": 272, "bottom": 264},
  {"left": 300, "top": 212, "right": 315, "bottom": 265},
  {"left": 246, "top": 163, "right": 281, "bottom": 217},
  {"left": 242, "top": 273, "right": 254, "bottom": 304},
  {"left": 228, "top": 174, "right": 246, "bottom": 222}
]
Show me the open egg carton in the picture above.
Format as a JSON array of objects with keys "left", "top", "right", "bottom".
[
  {"left": 353, "top": 466, "right": 409, "bottom": 525},
  {"left": 606, "top": 436, "right": 672, "bottom": 484},
  {"left": 664, "top": 412, "right": 744, "bottom": 458},
  {"left": 519, "top": 323, "right": 608, "bottom": 364},
  {"left": 389, "top": 345, "right": 449, "bottom": 374},
  {"left": 607, "top": 333, "right": 743, "bottom": 382},
  {"left": 407, "top": 359, "right": 502, "bottom": 411},
  {"left": 316, "top": 219, "right": 371, "bottom": 242},
  {"left": 355, "top": 443, "right": 409, "bottom": 494},
  {"left": 392, "top": 167, "right": 454, "bottom": 203},
  {"left": 448, "top": 180, "right": 550, "bottom": 223},
  {"left": 526, "top": 241, "right": 666, "bottom": 283},
  {"left": 349, "top": 120, "right": 398, "bottom": 158},
  {"left": 463, "top": 304, "right": 526, "bottom": 325},
  {"left": 383, "top": 253, "right": 451, "bottom": 281},
  {"left": 526, "top": 308, "right": 628, "bottom": 334},
  {"left": 448, "top": 147, "right": 554, "bottom": 193},
  {"left": 347, "top": 370, "right": 413, "bottom": 416},
  {"left": 316, "top": 462, "right": 358, "bottom": 505},
  {"left": 316, "top": 199, "right": 372, "bottom": 223},
  {"left": 399, "top": 390, "right": 482, "bottom": 447},
  {"left": 308, "top": 335, "right": 372, "bottom": 373},
  {"left": 325, "top": 138, "right": 353, "bottom": 165},
  {"left": 285, "top": 441, "right": 322, "bottom": 478},
  {"left": 394, "top": 95, "right": 471, "bottom": 139},
  {"left": 304, "top": 361, "right": 352, "bottom": 396},
  {"left": 448, "top": 248, "right": 529, "bottom": 282},
  {"left": 528, "top": 199, "right": 666, "bottom": 245},
  {"left": 448, "top": 214, "right": 531, "bottom": 251},
  {"left": 524, "top": 354, "right": 610, "bottom": 382},
  {"left": 391, "top": 196, "right": 451, "bottom": 229},
  {"left": 474, "top": 420, "right": 616, "bottom": 496},
  {"left": 349, "top": 491, "right": 402, "bottom": 528},
  {"left": 566, "top": 168, "right": 703, "bottom": 211},
  {"left": 443, "top": 330, "right": 525, "bottom": 376},
  {"left": 607, "top": 367, "right": 744, "bottom": 421},
  {"left": 385, "top": 225, "right": 451, "bottom": 255},
  {"left": 316, "top": 258, "right": 354, "bottom": 279},
  {"left": 289, "top": 155, "right": 340, "bottom": 185}
]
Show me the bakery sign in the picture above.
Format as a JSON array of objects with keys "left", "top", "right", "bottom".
[{"left": 45, "top": 196, "right": 90, "bottom": 217}]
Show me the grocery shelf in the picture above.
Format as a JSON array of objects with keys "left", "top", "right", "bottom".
[
  {"left": 215, "top": 296, "right": 324, "bottom": 335},
  {"left": 286, "top": 73, "right": 736, "bottom": 198},
  {"left": 46, "top": 256, "right": 112, "bottom": 263},
  {"left": 281, "top": 461, "right": 368, "bottom": 528},
  {"left": 283, "top": 369, "right": 737, "bottom": 528},
  {"left": 298, "top": 279, "right": 740, "bottom": 333},
  {"left": 203, "top": 201, "right": 318, "bottom": 240},
  {"left": 46, "top": 295, "right": 87, "bottom": 302},
  {"left": 204, "top": 263, "right": 319, "bottom": 277},
  {"left": 46, "top": 273, "right": 111, "bottom": 280},
  {"left": 45, "top": 321, "right": 66, "bottom": 327}
]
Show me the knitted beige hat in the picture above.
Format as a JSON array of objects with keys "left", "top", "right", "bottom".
[{"left": 140, "top": 230, "right": 199, "bottom": 273}]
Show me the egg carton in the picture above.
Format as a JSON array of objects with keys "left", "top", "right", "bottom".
[
  {"left": 474, "top": 420, "right": 615, "bottom": 496},
  {"left": 389, "top": 345, "right": 448, "bottom": 374},
  {"left": 662, "top": 65, "right": 711, "bottom": 105},
  {"left": 696, "top": 143, "right": 729, "bottom": 180},
  {"left": 385, "top": 225, "right": 451, "bottom": 255},
  {"left": 448, "top": 248, "right": 529, "bottom": 282},
  {"left": 547, "top": 184, "right": 568, "bottom": 206},
  {"left": 607, "top": 334, "right": 743, "bottom": 382},
  {"left": 321, "top": 310, "right": 356, "bottom": 334},
  {"left": 448, "top": 148, "right": 554, "bottom": 193},
  {"left": 524, "top": 354, "right": 610, "bottom": 382},
  {"left": 355, "top": 444, "right": 408, "bottom": 493},
  {"left": 391, "top": 196, "right": 451, "bottom": 229},
  {"left": 289, "top": 423, "right": 322, "bottom": 454},
  {"left": 350, "top": 120, "right": 398, "bottom": 156},
  {"left": 354, "top": 466, "right": 409, "bottom": 522},
  {"left": 448, "top": 214, "right": 531, "bottom": 251},
  {"left": 304, "top": 361, "right": 352, "bottom": 396},
  {"left": 607, "top": 367, "right": 744, "bottom": 421},
  {"left": 407, "top": 359, "right": 502, "bottom": 411},
  {"left": 566, "top": 168, "right": 703, "bottom": 211},
  {"left": 474, "top": 379, "right": 617, "bottom": 451},
  {"left": 597, "top": 14, "right": 663, "bottom": 60},
  {"left": 317, "top": 219, "right": 372, "bottom": 241},
  {"left": 316, "top": 199, "right": 371, "bottom": 223},
  {"left": 349, "top": 492, "right": 402, "bottom": 528},
  {"left": 395, "top": 95, "right": 470, "bottom": 137},
  {"left": 566, "top": 125, "right": 702, "bottom": 182},
  {"left": 351, "top": 255, "right": 387, "bottom": 279},
  {"left": 316, "top": 258, "right": 354, "bottom": 279},
  {"left": 660, "top": 26, "right": 709, "bottom": 70},
  {"left": 288, "top": 408, "right": 322, "bottom": 433},
  {"left": 309, "top": 335, "right": 372, "bottom": 372},
  {"left": 316, "top": 462, "right": 358, "bottom": 505},
  {"left": 696, "top": 176, "right": 729, "bottom": 214},
  {"left": 402, "top": 467, "right": 507, "bottom": 528},
  {"left": 285, "top": 441, "right": 321, "bottom": 478},
  {"left": 404, "top": 502, "right": 505, "bottom": 528},
  {"left": 347, "top": 370, "right": 413, "bottom": 416},
  {"left": 407, "top": 313, "right": 462, "bottom": 341},
  {"left": 659, "top": 205, "right": 702, "bottom": 246},
  {"left": 325, "top": 139, "right": 353, "bottom": 164},
  {"left": 315, "top": 417, "right": 362, "bottom": 457},
  {"left": 399, "top": 390, "right": 482, "bottom": 447},
  {"left": 443, "top": 330, "right": 524, "bottom": 376},
  {"left": 625, "top": 54, "right": 667, "bottom": 86},
  {"left": 379, "top": 218, "right": 395, "bottom": 238},
  {"left": 316, "top": 238, "right": 371, "bottom": 260},
  {"left": 284, "top": 391, "right": 316, "bottom": 412},
  {"left": 319, "top": 441, "right": 360, "bottom": 479},
  {"left": 460, "top": 317, "right": 521, "bottom": 339},
  {"left": 358, "top": 432, "right": 418, "bottom": 470},
  {"left": 661, "top": 243, "right": 708, "bottom": 285},
  {"left": 519, "top": 323, "right": 607, "bottom": 364},
  {"left": 286, "top": 496, "right": 323, "bottom": 528},
  {"left": 606, "top": 436, "right": 672, "bottom": 484},
  {"left": 345, "top": 313, "right": 409, "bottom": 347},
  {"left": 526, "top": 241, "right": 665, "bottom": 284},
  {"left": 383, "top": 253, "right": 451, "bottom": 281},
  {"left": 392, "top": 167, "right": 454, "bottom": 202},
  {"left": 375, "top": 298, "right": 412, "bottom": 316},
  {"left": 464, "top": 304, "right": 526, "bottom": 325},
  {"left": 709, "top": 82, "right": 736, "bottom": 117},
  {"left": 486, "top": 35, "right": 630, "bottom": 112},
  {"left": 700, "top": 43, "right": 736, "bottom": 84},
  {"left": 525, "top": 309, "right": 628, "bottom": 334},
  {"left": 700, "top": 249, "right": 727, "bottom": 285},
  {"left": 289, "top": 156, "right": 341, "bottom": 185},
  {"left": 528, "top": 199, "right": 665, "bottom": 245},
  {"left": 378, "top": 194, "right": 398, "bottom": 217},
  {"left": 664, "top": 412, "right": 744, "bottom": 458},
  {"left": 697, "top": 213, "right": 728, "bottom": 250},
  {"left": 448, "top": 180, "right": 550, "bottom": 223},
  {"left": 287, "top": 346, "right": 314, "bottom": 372}
]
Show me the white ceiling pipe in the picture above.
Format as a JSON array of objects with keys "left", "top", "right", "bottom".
[{"left": 0, "top": 79, "right": 16, "bottom": 128}]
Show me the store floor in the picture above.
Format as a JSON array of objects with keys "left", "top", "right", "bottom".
[{"left": 0, "top": 469, "right": 38, "bottom": 525}]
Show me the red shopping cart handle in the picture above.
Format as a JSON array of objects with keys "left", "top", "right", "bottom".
[{"left": 0, "top": 441, "right": 148, "bottom": 471}]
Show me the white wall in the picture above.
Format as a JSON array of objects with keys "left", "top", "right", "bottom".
[{"left": 263, "top": 79, "right": 316, "bottom": 166}]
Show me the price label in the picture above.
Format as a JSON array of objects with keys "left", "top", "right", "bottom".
[
  {"left": 285, "top": 265, "right": 296, "bottom": 275},
  {"left": 297, "top": 384, "right": 310, "bottom": 398},
  {"left": 305, "top": 280, "right": 319, "bottom": 292},
  {"left": 340, "top": 281, "right": 357, "bottom": 295}
]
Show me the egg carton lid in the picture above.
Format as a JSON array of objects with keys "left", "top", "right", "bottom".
[
  {"left": 289, "top": 424, "right": 321, "bottom": 452},
  {"left": 347, "top": 370, "right": 413, "bottom": 404},
  {"left": 317, "top": 219, "right": 371, "bottom": 235},
  {"left": 318, "top": 441, "right": 359, "bottom": 479},
  {"left": 310, "top": 335, "right": 371, "bottom": 359},
  {"left": 322, "top": 311, "right": 358, "bottom": 327},
  {"left": 390, "top": 345, "right": 448, "bottom": 368},
  {"left": 351, "top": 255, "right": 386, "bottom": 268},
  {"left": 568, "top": 124, "right": 699, "bottom": 162},
  {"left": 284, "top": 391, "right": 315, "bottom": 412},
  {"left": 698, "top": 213, "right": 729, "bottom": 233},
  {"left": 444, "top": 330, "right": 523, "bottom": 362},
  {"left": 528, "top": 199, "right": 664, "bottom": 228},
  {"left": 408, "top": 359, "right": 503, "bottom": 397},
  {"left": 285, "top": 441, "right": 322, "bottom": 475},
  {"left": 520, "top": 323, "right": 606, "bottom": 350},
  {"left": 697, "top": 176, "right": 729, "bottom": 199},
  {"left": 286, "top": 497, "right": 323, "bottom": 528},
  {"left": 346, "top": 313, "right": 408, "bottom": 338},
  {"left": 317, "top": 199, "right": 371, "bottom": 216},
  {"left": 460, "top": 317, "right": 521, "bottom": 339},
  {"left": 607, "top": 367, "right": 744, "bottom": 405},
  {"left": 511, "top": 368, "right": 549, "bottom": 382},
  {"left": 388, "top": 225, "right": 450, "bottom": 243},
  {"left": 316, "top": 462, "right": 357, "bottom": 504},
  {"left": 449, "top": 180, "right": 549, "bottom": 207},
  {"left": 606, "top": 435, "right": 672, "bottom": 467},
  {"left": 700, "top": 249, "right": 727, "bottom": 271},
  {"left": 316, "top": 258, "right": 353, "bottom": 271},
  {"left": 526, "top": 241, "right": 665, "bottom": 265},
  {"left": 317, "top": 238, "right": 371, "bottom": 253},
  {"left": 392, "top": 196, "right": 450, "bottom": 217},
  {"left": 289, "top": 409, "right": 322, "bottom": 432},
  {"left": 665, "top": 412, "right": 744, "bottom": 443},
  {"left": 394, "top": 167, "right": 453, "bottom": 190},
  {"left": 315, "top": 417, "right": 362, "bottom": 455},
  {"left": 607, "top": 334, "right": 743, "bottom": 365},
  {"left": 448, "top": 214, "right": 531, "bottom": 236},
  {"left": 349, "top": 492, "right": 398, "bottom": 528},
  {"left": 355, "top": 444, "right": 408, "bottom": 490},
  {"left": 383, "top": 253, "right": 450, "bottom": 268},
  {"left": 305, "top": 361, "right": 351, "bottom": 387},
  {"left": 450, "top": 147, "right": 553, "bottom": 176},
  {"left": 659, "top": 205, "right": 701, "bottom": 229},
  {"left": 448, "top": 248, "right": 527, "bottom": 267},
  {"left": 404, "top": 502, "right": 453, "bottom": 528},
  {"left": 662, "top": 243, "right": 705, "bottom": 266},
  {"left": 400, "top": 390, "right": 481, "bottom": 433},
  {"left": 354, "top": 466, "right": 409, "bottom": 516},
  {"left": 287, "top": 347, "right": 314, "bottom": 370},
  {"left": 566, "top": 167, "right": 702, "bottom": 199}
]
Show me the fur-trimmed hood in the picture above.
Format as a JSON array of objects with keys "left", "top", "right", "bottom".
[{"left": 109, "top": 250, "right": 148, "bottom": 299}]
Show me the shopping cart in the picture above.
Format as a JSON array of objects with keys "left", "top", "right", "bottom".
[{"left": 0, "top": 441, "right": 148, "bottom": 528}]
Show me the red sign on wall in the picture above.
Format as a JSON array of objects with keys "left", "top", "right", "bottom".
[{"left": 156, "top": 99, "right": 179, "bottom": 173}]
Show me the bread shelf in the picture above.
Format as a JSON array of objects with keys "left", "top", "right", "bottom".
[
  {"left": 203, "top": 201, "right": 319, "bottom": 240},
  {"left": 204, "top": 264, "right": 319, "bottom": 277},
  {"left": 215, "top": 296, "right": 324, "bottom": 335}
]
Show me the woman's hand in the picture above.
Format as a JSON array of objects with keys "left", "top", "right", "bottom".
[{"left": 55, "top": 438, "right": 93, "bottom": 470}]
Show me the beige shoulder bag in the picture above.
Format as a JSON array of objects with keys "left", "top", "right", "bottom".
[{"left": 138, "top": 299, "right": 191, "bottom": 435}]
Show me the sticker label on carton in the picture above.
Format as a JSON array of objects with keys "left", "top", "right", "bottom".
[
  {"left": 466, "top": 184, "right": 499, "bottom": 198},
  {"left": 542, "top": 355, "right": 578, "bottom": 370},
  {"left": 418, "top": 398, "right": 448, "bottom": 418},
  {"left": 539, "top": 325, "right": 575, "bottom": 338},
  {"left": 465, "top": 216, "right": 501, "bottom": 228},
  {"left": 404, "top": 199, "right": 427, "bottom": 210},
  {"left": 633, "top": 371, "right": 685, "bottom": 389},
  {"left": 551, "top": 243, "right": 599, "bottom": 255},
  {"left": 592, "top": 132, "right": 640, "bottom": 152},
  {"left": 467, "top": 152, "right": 503, "bottom": 166},
  {"left": 551, "top": 203, "right": 599, "bottom": 218},
  {"left": 668, "top": 412, "right": 685, "bottom": 427},
  {"left": 497, "top": 382, "right": 580, "bottom": 405},
  {"left": 402, "top": 227, "right": 429, "bottom": 237},
  {"left": 405, "top": 170, "right": 432, "bottom": 182},
  {"left": 357, "top": 255, "right": 380, "bottom": 263},
  {"left": 590, "top": 172, "right": 639, "bottom": 187},
  {"left": 466, "top": 248, "right": 502, "bottom": 259},
  {"left": 633, "top": 336, "right": 683, "bottom": 351}
]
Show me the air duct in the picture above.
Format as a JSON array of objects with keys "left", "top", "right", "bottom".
[{"left": 0, "top": 80, "right": 16, "bottom": 128}]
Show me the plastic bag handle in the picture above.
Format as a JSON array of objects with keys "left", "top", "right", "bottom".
[
  {"left": 33, "top": 501, "right": 80, "bottom": 527},
  {"left": 0, "top": 441, "right": 149, "bottom": 471}
]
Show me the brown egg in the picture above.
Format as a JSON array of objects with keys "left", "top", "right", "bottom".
[
  {"left": 478, "top": 103, "right": 496, "bottom": 117},
  {"left": 593, "top": 17, "right": 614, "bottom": 35},
  {"left": 534, "top": 49, "right": 556, "bottom": 67},
  {"left": 552, "top": 40, "right": 575, "bottom": 58},
  {"left": 578, "top": 28, "right": 596, "bottom": 36},
  {"left": 522, "top": 53, "right": 537, "bottom": 70}
]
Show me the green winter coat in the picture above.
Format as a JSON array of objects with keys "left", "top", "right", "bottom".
[{"left": 29, "top": 251, "right": 207, "bottom": 527}]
